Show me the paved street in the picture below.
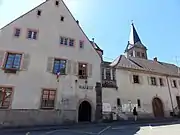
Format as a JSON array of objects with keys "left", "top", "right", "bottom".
[{"left": 1, "top": 121, "right": 180, "bottom": 135}]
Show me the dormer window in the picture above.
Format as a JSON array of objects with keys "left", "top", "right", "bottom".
[
  {"left": 137, "top": 52, "right": 140, "bottom": 57},
  {"left": 142, "top": 52, "right": 145, "bottom": 58}
]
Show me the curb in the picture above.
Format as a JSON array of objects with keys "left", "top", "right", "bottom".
[{"left": 0, "top": 118, "right": 179, "bottom": 133}]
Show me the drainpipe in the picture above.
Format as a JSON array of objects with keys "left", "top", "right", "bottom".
[{"left": 166, "top": 76, "right": 175, "bottom": 115}]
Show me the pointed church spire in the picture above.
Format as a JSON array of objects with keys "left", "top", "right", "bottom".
[
  {"left": 124, "top": 22, "right": 148, "bottom": 59},
  {"left": 129, "top": 22, "right": 142, "bottom": 45}
]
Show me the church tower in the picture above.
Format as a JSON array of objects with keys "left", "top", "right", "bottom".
[{"left": 124, "top": 23, "right": 148, "bottom": 59}]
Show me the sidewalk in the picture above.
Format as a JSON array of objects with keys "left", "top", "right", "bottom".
[{"left": 0, "top": 117, "right": 179, "bottom": 133}]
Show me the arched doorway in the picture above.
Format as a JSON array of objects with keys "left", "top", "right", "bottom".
[
  {"left": 152, "top": 97, "right": 164, "bottom": 117},
  {"left": 78, "top": 101, "right": 92, "bottom": 122}
]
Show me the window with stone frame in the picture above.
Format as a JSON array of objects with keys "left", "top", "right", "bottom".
[
  {"left": 78, "top": 63, "right": 87, "bottom": 79},
  {"left": 27, "top": 29, "right": 38, "bottom": 40},
  {"left": 150, "top": 77, "right": 157, "bottom": 85},
  {"left": 133, "top": 75, "right": 140, "bottom": 83},
  {"left": 0, "top": 87, "right": 13, "bottom": 109},
  {"left": 172, "top": 80, "right": 177, "bottom": 88},
  {"left": 141, "top": 52, "right": 145, "bottom": 58},
  {"left": 4, "top": 53, "right": 22, "bottom": 73},
  {"left": 14, "top": 28, "right": 21, "bottom": 37},
  {"left": 105, "top": 68, "right": 111, "bottom": 80},
  {"left": 137, "top": 52, "right": 140, "bottom": 57},
  {"left": 41, "top": 89, "right": 56, "bottom": 109},
  {"left": 159, "top": 78, "right": 164, "bottom": 86},
  {"left": 52, "top": 59, "right": 66, "bottom": 75}
]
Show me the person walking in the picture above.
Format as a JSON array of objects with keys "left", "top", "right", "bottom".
[{"left": 133, "top": 107, "right": 138, "bottom": 121}]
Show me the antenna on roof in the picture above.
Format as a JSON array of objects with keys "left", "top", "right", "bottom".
[{"left": 92, "top": 38, "right": 95, "bottom": 43}]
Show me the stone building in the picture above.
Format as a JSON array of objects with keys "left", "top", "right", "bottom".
[
  {"left": 0, "top": 0, "right": 102, "bottom": 126},
  {"left": 102, "top": 23, "right": 180, "bottom": 119}
]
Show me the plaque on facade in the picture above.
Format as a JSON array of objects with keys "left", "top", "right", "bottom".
[{"left": 79, "top": 85, "right": 94, "bottom": 90}]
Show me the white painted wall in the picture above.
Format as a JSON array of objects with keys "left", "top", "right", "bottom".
[
  {"left": 0, "top": 0, "right": 101, "bottom": 111},
  {"left": 102, "top": 68, "right": 180, "bottom": 118}
]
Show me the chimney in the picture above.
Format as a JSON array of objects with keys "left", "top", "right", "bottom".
[
  {"left": 76, "top": 20, "right": 79, "bottom": 24},
  {"left": 154, "top": 57, "right": 157, "bottom": 61}
]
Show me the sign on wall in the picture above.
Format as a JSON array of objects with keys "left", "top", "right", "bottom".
[
  {"left": 79, "top": 85, "right": 94, "bottom": 90},
  {"left": 103, "top": 103, "right": 111, "bottom": 112}
]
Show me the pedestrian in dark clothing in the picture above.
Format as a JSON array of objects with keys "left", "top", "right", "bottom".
[{"left": 133, "top": 107, "right": 138, "bottom": 121}]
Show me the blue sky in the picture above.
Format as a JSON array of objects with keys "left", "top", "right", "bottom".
[{"left": 0, "top": 0, "right": 180, "bottom": 64}]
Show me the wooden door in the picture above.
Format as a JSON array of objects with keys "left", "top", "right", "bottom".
[{"left": 152, "top": 98, "right": 164, "bottom": 117}]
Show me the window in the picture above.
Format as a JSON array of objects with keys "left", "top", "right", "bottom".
[
  {"left": 14, "top": 28, "right": 21, "bottom": 37},
  {"left": 64, "top": 38, "right": 68, "bottom": 45},
  {"left": 137, "top": 52, "right": 140, "bottom": 57},
  {"left": 137, "top": 99, "right": 141, "bottom": 108},
  {"left": 4, "top": 53, "right": 22, "bottom": 70},
  {"left": 176, "top": 96, "right": 180, "bottom": 109},
  {"left": 172, "top": 80, "right": 177, "bottom": 88},
  {"left": 112, "top": 69, "right": 116, "bottom": 80},
  {"left": 53, "top": 59, "right": 66, "bottom": 75},
  {"left": 150, "top": 77, "right": 157, "bottom": 85},
  {"left": 60, "top": 16, "right": 64, "bottom": 21},
  {"left": 133, "top": 75, "right": 139, "bottom": 83},
  {"left": 79, "top": 40, "right": 84, "bottom": 49},
  {"left": 117, "top": 98, "right": 121, "bottom": 106},
  {"left": 0, "top": 87, "right": 13, "bottom": 109},
  {"left": 130, "top": 52, "right": 133, "bottom": 57},
  {"left": 55, "top": 1, "right": 59, "bottom": 6},
  {"left": 102, "top": 68, "right": 105, "bottom": 80},
  {"left": 41, "top": 89, "right": 56, "bottom": 109},
  {"left": 69, "top": 39, "right": 74, "bottom": 46},
  {"left": 78, "top": 63, "right": 87, "bottom": 79},
  {"left": 105, "top": 68, "right": 111, "bottom": 80},
  {"left": 37, "top": 10, "right": 41, "bottom": 16},
  {"left": 27, "top": 30, "right": 38, "bottom": 40},
  {"left": 60, "top": 37, "right": 74, "bottom": 47},
  {"left": 142, "top": 52, "right": 145, "bottom": 58},
  {"left": 60, "top": 37, "right": 64, "bottom": 45},
  {"left": 159, "top": 78, "right": 164, "bottom": 86}
]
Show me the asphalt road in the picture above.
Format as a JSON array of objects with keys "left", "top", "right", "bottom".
[{"left": 1, "top": 121, "right": 180, "bottom": 135}]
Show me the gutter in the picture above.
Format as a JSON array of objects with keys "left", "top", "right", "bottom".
[{"left": 166, "top": 76, "right": 175, "bottom": 115}]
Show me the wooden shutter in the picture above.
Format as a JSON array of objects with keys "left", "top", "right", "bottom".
[
  {"left": 21, "top": 53, "right": 30, "bottom": 70},
  {"left": 170, "top": 79, "right": 174, "bottom": 87},
  {"left": 66, "top": 60, "right": 71, "bottom": 74},
  {"left": 147, "top": 76, "right": 151, "bottom": 85},
  {"left": 139, "top": 76, "right": 143, "bottom": 84},
  {"left": 110, "top": 69, "right": 113, "bottom": 80},
  {"left": 73, "top": 61, "right": 78, "bottom": 75},
  {"left": 46, "top": 57, "right": 54, "bottom": 73},
  {"left": 104, "top": 68, "right": 106, "bottom": 79},
  {"left": 0, "top": 51, "right": 6, "bottom": 68},
  {"left": 129, "top": 74, "right": 133, "bottom": 83},
  {"left": 88, "top": 63, "right": 92, "bottom": 78}
]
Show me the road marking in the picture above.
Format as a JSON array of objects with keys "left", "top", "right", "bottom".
[
  {"left": 26, "top": 132, "right": 30, "bottom": 135},
  {"left": 44, "top": 129, "right": 97, "bottom": 135},
  {"left": 97, "top": 126, "right": 111, "bottom": 135}
]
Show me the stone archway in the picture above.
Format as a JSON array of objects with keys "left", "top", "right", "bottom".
[
  {"left": 78, "top": 101, "right": 92, "bottom": 122},
  {"left": 152, "top": 97, "right": 164, "bottom": 117}
]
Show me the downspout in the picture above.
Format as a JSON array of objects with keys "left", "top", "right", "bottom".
[{"left": 166, "top": 76, "right": 175, "bottom": 115}]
